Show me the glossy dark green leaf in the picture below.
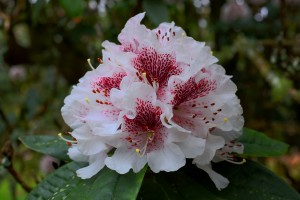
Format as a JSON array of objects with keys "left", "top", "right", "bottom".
[
  {"left": 26, "top": 162, "right": 147, "bottom": 200},
  {"left": 138, "top": 160, "right": 300, "bottom": 200},
  {"left": 26, "top": 162, "right": 84, "bottom": 200},
  {"left": 59, "top": 0, "right": 84, "bottom": 18},
  {"left": 142, "top": 0, "right": 170, "bottom": 26},
  {"left": 19, "top": 135, "right": 70, "bottom": 160},
  {"left": 237, "top": 128, "right": 289, "bottom": 157}
]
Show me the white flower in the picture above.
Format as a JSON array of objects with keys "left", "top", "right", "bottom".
[
  {"left": 61, "top": 12, "right": 244, "bottom": 190},
  {"left": 106, "top": 81, "right": 205, "bottom": 173}
]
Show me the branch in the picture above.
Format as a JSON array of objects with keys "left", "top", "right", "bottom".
[{"left": 1, "top": 141, "right": 32, "bottom": 193}]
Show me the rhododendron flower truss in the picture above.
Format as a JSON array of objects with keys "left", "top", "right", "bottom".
[{"left": 61, "top": 12, "right": 245, "bottom": 191}]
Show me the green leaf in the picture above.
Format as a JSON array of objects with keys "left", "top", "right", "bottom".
[
  {"left": 142, "top": 0, "right": 170, "bottom": 26},
  {"left": 31, "top": 0, "right": 47, "bottom": 26},
  {"left": 19, "top": 135, "right": 70, "bottom": 160},
  {"left": 59, "top": 0, "right": 84, "bottom": 18},
  {"left": 26, "top": 162, "right": 147, "bottom": 200},
  {"left": 138, "top": 160, "right": 300, "bottom": 200},
  {"left": 237, "top": 128, "right": 289, "bottom": 157}
]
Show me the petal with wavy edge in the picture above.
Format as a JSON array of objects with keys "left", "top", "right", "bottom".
[
  {"left": 147, "top": 143, "right": 185, "bottom": 172},
  {"left": 68, "top": 146, "right": 88, "bottom": 162},
  {"left": 196, "top": 163, "right": 229, "bottom": 191},
  {"left": 176, "top": 135, "right": 206, "bottom": 158},
  {"left": 105, "top": 147, "right": 147, "bottom": 174},
  {"left": 76, "top": 152, "right": 107, "bottom": 179},
  {"left": 193, "top": 134, "right": 225, "bottom": 166}
]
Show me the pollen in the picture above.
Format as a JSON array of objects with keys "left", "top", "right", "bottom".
[
  {"left": 223, "top": 117, "right": 228, "bottom": 123},
  {"left": 135, "top": 148, "right": 140, "bottom": 153},
  {"left": 147, "top": 130, "right": 155, "bottom": 140},
  {"left": 164, "top": 117, "right": 171, "bottom": 125},
  {"left": 85, "top": 98, "right": 90, "bottom": 103},
  {"left": 142, "top": 72, "right": 147, "bottom": 78}
]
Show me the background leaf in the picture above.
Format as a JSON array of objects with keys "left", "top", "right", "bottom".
[
  {"left": 238, "top": 128, "right": 289, "bottom": 157},
  {"left": 19, "top": 135, "right": 70, "bottom": 160},
  {"left": 26, "top": 162, "right": 147, "bottom": 200},
  {"left": 31, "top": 0, "right": 47, "bottom": 26},
  {"left": 142, "top": 0, "right": 170, "bottom": 26},
  {"left": 59, "top": 0, "right": 84, "bottom": 18},
  {"left": 138, "top": 160, "right": 300, "bottom": 200}
]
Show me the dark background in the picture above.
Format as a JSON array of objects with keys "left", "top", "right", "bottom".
[{"left": 0, "top": 0, "right": 299, "bottom": 198}]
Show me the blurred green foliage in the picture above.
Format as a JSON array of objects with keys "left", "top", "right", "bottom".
[{"left": 0, "top": 0, "right": 300, "bottom": 199}]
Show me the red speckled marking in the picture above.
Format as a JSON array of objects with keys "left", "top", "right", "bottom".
[
  {"left": 91, "top": 72, "right": 126, "bottom": 97},
  {"left": 122, "top": 98, "right": 166, "bottom": 152},
  {"left": 132, "top": 47, "right": 182, "bottom": 87},
  {"left": 171, "top": 77, "right": 216, "bottom": 106}
]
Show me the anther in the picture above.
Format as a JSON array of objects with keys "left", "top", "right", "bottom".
[
  {"left": 223, "top": 117, "right": 228, "bottom": 123},
  {"left": 97, "top": 58, "right": 103, "bottom": 64}
]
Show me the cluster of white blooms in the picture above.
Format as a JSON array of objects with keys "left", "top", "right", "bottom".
[{"left": 61, "top": 13, "right": 244, "bottom": 190}]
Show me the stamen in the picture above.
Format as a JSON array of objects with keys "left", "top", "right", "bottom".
[
  {"left": 85, "top": 97, "right": 90, "bottom": 104},
  {"left": 223, "top": 117, "right": 228, "bottom": 123},
  {"left": 225, "top": 158, "right": 246, "bottom": 165},
  {"left": 141, "top": 72, "right": 151, "bottom": 85},
  {"left": 152, "top": 81, "right": 159, "bottom": 92},
  {"left": 135, "top": 140, "right": 148, "bottom": 157},
  {"left": 58, "top": 133, "right": 77, "bottom": 144},
  {"left": 87, "top": 58, "right": 95, "bottom": 70},
  {"left": 135, "top": 130, "right": 155, "bottom": 157},
  {"left": 164, "top": 117, "right": 171, "bottom": 125}
]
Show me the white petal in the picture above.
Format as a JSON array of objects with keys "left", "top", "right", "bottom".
[
  {"left": 72, "top": 125, "right": 107, "bottom": 155},
  {"left": 77, "top": 139, "right": 107, "bottom": 155},
  {"left": 105, "top": 147, "right": 144, "bottom": 174},
  {"left": 111, "top": 81, "right": 161, "bottom": 119},
  {"left": 61, "top": 100, "right": 90, "bottom": 129},
  {"left": 118, "top": 12, "right": 155, "bottom": 49},
  {"left": 147, "top": 143, "right": 185, "bottom": 173},
  {"left": 212, "top": 128, "right": 243, "bottom": 141},
  {"left": 196, "top": 163, "right": 229, "bottom": 190},
  {"left": 68, "top": 146, "right": 88, "bottom": 162},
  {"left": 193, "top": 134, "right": 225, "bottom": 165},
  {"left": 176, "top": 135, "right": 206, "bottom": 158},
  {"left": 132, "top": 156, "right": 148, "bottom": 173},
  {"left": 86, "top": 108, "right": 122, "bottom": 136},
  {"left": 166, "top": 128, "right": 189, "bottom": 143},
  {"left": 76, "top": 152, "right": 107, "bottom": 179}
]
